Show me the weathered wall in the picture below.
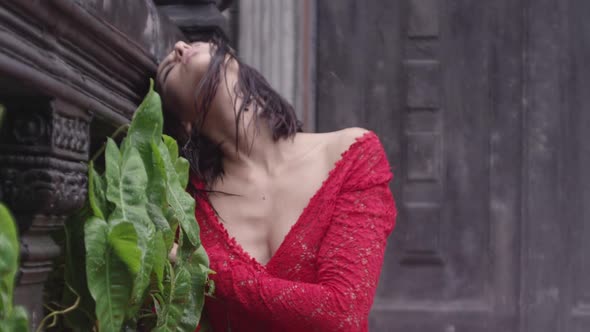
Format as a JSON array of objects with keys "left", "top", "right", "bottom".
[
  {"left": 315, "top": 0, "right": 590, "bottom": 331},
  {"left": 0, "top": 1, "right": 190, "bottom": 329}
]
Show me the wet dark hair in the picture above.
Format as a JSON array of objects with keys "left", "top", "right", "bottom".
[{"left": 157, "top": 32, "right": 302, "bottom": 187}]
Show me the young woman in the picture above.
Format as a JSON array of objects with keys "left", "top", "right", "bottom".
[{"left": 156, "top": 35, "right": 397, "bottom": 332}]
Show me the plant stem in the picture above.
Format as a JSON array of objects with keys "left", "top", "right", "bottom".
[
  {"left": 35, "top": 293, "right": 80, "bottom": 332},
  {"left": 90, "top": 123, "right": 130, "bottom": 162}
]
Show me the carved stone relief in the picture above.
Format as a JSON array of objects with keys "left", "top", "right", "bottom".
[{"left": 0, "top": 98, "right": 90, "bottom": 327}]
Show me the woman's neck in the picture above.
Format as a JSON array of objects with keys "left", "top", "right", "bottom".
[{"left": 200, "top": 74, "right": 292, "bottom": 177}]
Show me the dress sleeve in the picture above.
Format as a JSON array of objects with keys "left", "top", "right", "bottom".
[{"left": 213, "top": 139, "right": 397, "bottom": 331}]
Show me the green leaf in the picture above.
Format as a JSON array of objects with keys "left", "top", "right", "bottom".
[
  {"left": 148, "top": 141, "right": 174, "bottom": 249},
  {"left": 106, "top": 144, "right": 157, "bottom": 319},
  {"left": 0, "top": 203, "right": 19, "bottom": 317},
  {"left": 104, "top": 138, "right": 122, "bottom": 212},
  {"left": 0, "top": 306, "right": 29, "bottom": 332},
  {"left": 122, "top": 81, "right": 173, "bottom": 250},
  {"left": 154, "top": 264, "right": 193, "bottom": 332},
  {"left": 125, "top": 235, "right": 156, "bottom": 320},
  {"left": 178, "top": 245, "right": 210, "bottom": 330},
  {"left": 123, "top": 79, "right": 163, "bottom": 160},
  {"left": 175, "top": 157, "right": 190, "bottom": 189},
  {"left": 106, "top": 142, "right": 149, "bottom": 224},
  {"left": 162, "top": 135, "right": 179, "bottom": 161},
  {"left": 62, "top": 208, "right": 96, "bottom": 330},
  {"left": 152, "top": 231, "right": 167, "bottom": 292},
  {"left": 10, "top": 307, "right": 28, "bottom": 332},
  {"left": 158, "top": 141, "right": 201, "bottom": 247},
  {"left": 108, "top": 221, "right": 142, "bottom": 275},
  {"left": 88, "top": 162, "right": 108, "bottom": 220},
  {"left": 162, "top": 135, "right": 190, "bottom": 189},
  {"left": 85, "top": 216, "right": 132, "bottom": 332},
  {"left": 88, "top": 166, "right": 107, "bottom": 216},
  {"left": 193, "top": 244, "right": 210, "bottom": 268},
  {"left": 103, "top": 139, "right": 156, "bottom": 317}
]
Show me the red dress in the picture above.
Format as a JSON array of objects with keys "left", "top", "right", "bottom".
[{"left": 190, "top": 131, "right": 397, "bottom": 332}]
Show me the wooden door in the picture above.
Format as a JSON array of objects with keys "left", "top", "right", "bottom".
[
  {"left": 317, "top": 1, "right": 520, "bottom": 331},
  {"left": 315, "top": 0, "right": 590, "bottom": 331}
]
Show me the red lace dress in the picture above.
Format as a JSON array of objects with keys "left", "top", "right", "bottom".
[{"left": 190, "top": 131, "right": 397, "bottom": 332}]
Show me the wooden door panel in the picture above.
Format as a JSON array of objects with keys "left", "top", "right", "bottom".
[
  {"left": 564, "top": 0, "right": 590, "bottom": 331},
  {"left": 317, "top": 0, "right": 522, "bottom": 330},
  {"left": 377, "top": 0, "right": 498, "bottom": 317}
]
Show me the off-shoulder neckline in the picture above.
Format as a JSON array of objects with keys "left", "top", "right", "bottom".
[{"left": 195, "top": 130, "right": 378, "bottom": 270}]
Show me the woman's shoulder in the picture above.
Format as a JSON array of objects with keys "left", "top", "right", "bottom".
[
  {"left": 326, "top": 128, "right": 391, "bottom": 188},
  {"left": 299, "top": 128, "right": 390, "bottom": 185},
  {"left": 331, "top": 127, "right": 372, "bottom": 153},
  {"left": 301, "top": 127, "right": 375, "bottom": 161}
]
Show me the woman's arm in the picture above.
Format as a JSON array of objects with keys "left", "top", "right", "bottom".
[{"left": 214, "top": 181, "right": 396, "bottom": 331}]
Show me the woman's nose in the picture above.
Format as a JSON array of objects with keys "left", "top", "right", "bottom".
[{"left": 174, "top": 41, "right": 190, "bottom": 59}]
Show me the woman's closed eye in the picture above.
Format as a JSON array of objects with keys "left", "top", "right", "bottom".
[{"left": 161, "top": 60, "right": 177, "bottom": 86}]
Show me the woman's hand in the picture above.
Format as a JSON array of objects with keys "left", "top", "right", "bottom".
[{"left": 168, "top": 242, "right": 179, "bottom": 263}]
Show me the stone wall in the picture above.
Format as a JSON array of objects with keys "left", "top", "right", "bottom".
[{"left": 0, "top": 1, "right": 227, "bottom": 329}]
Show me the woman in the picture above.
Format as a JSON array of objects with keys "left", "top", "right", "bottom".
[{"left": 156, "top": 35, "right": 397, "bottom": 332}]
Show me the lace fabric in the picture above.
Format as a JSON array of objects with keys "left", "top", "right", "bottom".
[{"left": 190, "top": 131, "right": 397, "bottom": 332}]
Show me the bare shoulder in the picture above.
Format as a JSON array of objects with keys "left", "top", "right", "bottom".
[
  {"left": 323, "top": 127, "right": 371, "bottom": 163},
  {"left": 294, "top": 127, "right": 371, "bottom": 163},
  {"left": 331, "top": 127, "right": 371, "bottom": 153}
]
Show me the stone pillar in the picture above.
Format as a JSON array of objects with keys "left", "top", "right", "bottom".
[
  {"left": 237, "top": 0, "right": 316, "bottom": 130},
  {"left": 0, "top": 98, "right": 90, "bottom": 327}
]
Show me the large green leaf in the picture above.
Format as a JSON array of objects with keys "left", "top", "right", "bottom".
[
  {"left": 104, "top": 139, "right": 156, "bottom": 316},
  {"left": 175, "top": 157, "right": 190, "bottom": 190},
  {"left": 62, "top": 207, "right": 96, "bottom": 331},
  {"left": 0, "top": 306, "right": 29, "bottom": 332},
  {"left": 123, "top": 78, "right": 163, "bottom": 160},
  {"left": 104, "top": 137, "right": 122, "bottom": 194},
  {"left": 0, "top": 203, "right": 19, "bottom": 316},
  {"left": 158, "top": 141, "right": 201, "bottom": 247},
  {"left": 105, "top": 139, "right": 149, "bottom": 225},
  {"left": 124, "top": 80, "right": 173, "bottom": 250},
  {"left": 152, "top": 231, "right": 167, "bottom": 292},
  {"left": 161, "top": 135, "right": 190, "bottom": 190},
  {"left": 123, "top": 80, "right": 171, "bottom": 247},
  {"left": 162, "top": 135, "right": 179, "bottom": 162},
  {"left": 108, "top": 221, "right": 142, "bottom": 275},
  {"left": 154, "top": 264, "right": 193, "bottom": 332},
  {"left": 85, "top": 216, "right": 132, "bottom": 332},
  {"left": 178, "top": 245, "right": 210, "bottom": 331},
  {"left": 125, "top": 234, "right": 157, "bottom": 320},
  {"left": 148, "top": 141, "right": 174, "bottom": 249},
  {"left": 88, "top": 162, "right": 108, "bottom": 220},
  {"left": 0, "top": 205, "right": 25, "bottom": 332}
]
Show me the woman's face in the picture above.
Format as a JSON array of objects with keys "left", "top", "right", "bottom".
[{"left": 157, "top": 41, "right": 214, "bottom": 123}]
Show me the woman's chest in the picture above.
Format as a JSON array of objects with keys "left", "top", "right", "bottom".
[{"left": 208, "top": 164, "right": 333, "bottom": 264}]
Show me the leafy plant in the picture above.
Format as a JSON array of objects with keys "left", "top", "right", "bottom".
[
  {"left": 0, "top": 203, "right": 30, "bottom": 332},
  {"left": 49, "top": 79, "right": 213, "bottom": 331}
]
